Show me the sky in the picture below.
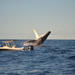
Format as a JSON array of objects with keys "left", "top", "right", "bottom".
[{"left": 0, "top": 0, "right": 75, "bottom": 39}]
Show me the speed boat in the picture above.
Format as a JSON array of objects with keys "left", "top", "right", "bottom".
[
  {"left": 0, "top": 46, "right": 24, "bottom": 51},
  {"left": 0, "top": 40, "right": 34, "bottom": 51},
  {"left": 0, "top": 40, "right": 24, "bottom": 51}
]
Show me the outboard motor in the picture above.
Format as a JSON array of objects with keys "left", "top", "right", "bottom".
[
  {"left": 24, "top": 45, "right": 34, "bottom": 51},
  {"left": 28, "top": 45, "right": 34, "bottom": 50}
]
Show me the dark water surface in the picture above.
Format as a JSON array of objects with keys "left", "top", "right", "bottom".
[{"left": 0, "top": 40, "right": 75, "bottom": 75}]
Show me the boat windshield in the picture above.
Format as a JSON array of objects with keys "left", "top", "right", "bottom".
[{"left": 2, "top": 40, "right": 16, "bottom": 47}]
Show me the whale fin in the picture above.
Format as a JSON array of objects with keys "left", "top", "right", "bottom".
[{"left": 33, "top": 29, "right": 39, "bottom": 39}]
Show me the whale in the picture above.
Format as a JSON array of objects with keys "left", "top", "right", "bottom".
[{"left": 24, "top": 29, "right": 51, "bottom": 46}]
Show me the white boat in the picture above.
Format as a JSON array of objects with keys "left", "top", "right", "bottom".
[
  {"left": 0, "top": 46, "right": 24, "bottom": 51},
  {"left": 0, "top": 40, "right": 24, "bottom": 51},
  {"left": 0, "top": 40, "right": 34, "bottom": 51}
]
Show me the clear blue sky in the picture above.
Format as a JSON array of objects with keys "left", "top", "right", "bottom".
[{"left": 0, "top": 0, "right": 75, "bottom": 39}]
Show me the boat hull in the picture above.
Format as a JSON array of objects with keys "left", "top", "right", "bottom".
[{"left": 0, "top": 47, "right": 24, "bottom": 51}]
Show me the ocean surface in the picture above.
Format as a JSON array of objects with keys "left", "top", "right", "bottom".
[{"left": 0, "top": 40, "right": 75, "bottom": 75}]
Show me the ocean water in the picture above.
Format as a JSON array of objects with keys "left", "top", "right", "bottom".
[{"left": 0, "top": 40, "right": 75, "bottom": 75}]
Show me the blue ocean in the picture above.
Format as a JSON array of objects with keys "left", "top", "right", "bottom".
[{"left": 0, "top": 40, "right": 75, "bottom": 75}]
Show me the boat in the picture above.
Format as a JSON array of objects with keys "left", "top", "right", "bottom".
[
  {"left": 0, "top": 40, "right": 24, "bottom": 51},
  {"left": 0, "top": 46, "right": 24, "bottom": 51},
  {"left": 0, "top": 40, "right": 34, "bottom": 51}
]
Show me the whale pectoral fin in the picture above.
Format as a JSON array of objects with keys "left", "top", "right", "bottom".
[{"left": 33, "top": 29, "right": 39, "bottom": 39}]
